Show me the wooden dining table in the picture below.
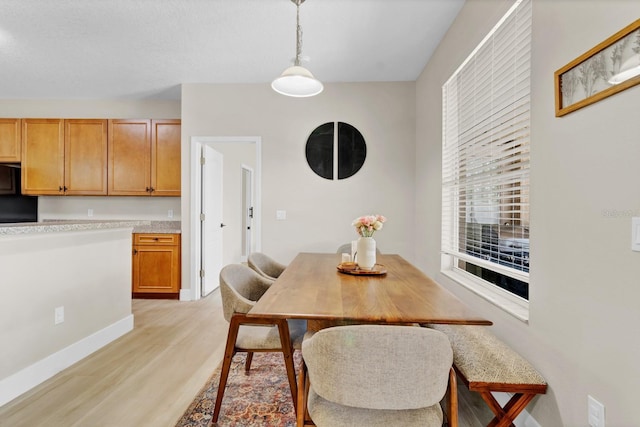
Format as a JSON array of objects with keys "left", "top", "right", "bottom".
[{"left": 248, "top": 252, "right": 492, "bottom": 329}]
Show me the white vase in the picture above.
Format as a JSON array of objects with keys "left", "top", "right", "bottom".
[{"left": 356, "top": 237, "right": 376, "bottom": 270}]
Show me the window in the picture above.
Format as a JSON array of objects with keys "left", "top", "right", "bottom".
[{"left": 441, "top": 0, "right": 532, "bottom": 306}]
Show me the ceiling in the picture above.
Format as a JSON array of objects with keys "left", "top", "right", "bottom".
[{"left": 0, "top": 0, "right": 465, "bottom": 100}]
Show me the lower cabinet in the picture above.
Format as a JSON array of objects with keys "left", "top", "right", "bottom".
[{"left": 132, "top": 233, "right": 180, "bottom": 297}]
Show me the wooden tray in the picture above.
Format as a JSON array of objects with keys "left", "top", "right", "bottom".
[{"left": 337, "top": 263, "right": 387, "bottom": 275}]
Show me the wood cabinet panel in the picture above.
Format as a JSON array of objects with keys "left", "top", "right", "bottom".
[
  {"left": 0, "top": 119, "right": 21, "bottom": 163},
  {"left": 151, "top": 119, "right": 181, "bottom": 196},
  {"left": 134, "top": 233, "right": 179, "bottom": 245},
  {"left": 21, "top": 119, "right": 65, "bottom": 195},
  {"left": 65, "top": 119, "right": 108, "bottom": 195},
  {"left": 22, "top": 119, "right": 108, "bottom": 196},
  {"left": 132, "top": 233, "right": 181, "bottom": 295},
  {"left": 108, "top": 119, "right": 151, "bottom": 196},
  {"left": 17, "top": 117, "right": 179, "bottom": 197}
]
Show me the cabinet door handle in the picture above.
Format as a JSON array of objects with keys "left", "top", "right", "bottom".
[
  {"left": 133, "top": 249, "right": 138, "bottom": 255},
  {"left": 59, "top": 186, "right": 64, "bottom": 192}
]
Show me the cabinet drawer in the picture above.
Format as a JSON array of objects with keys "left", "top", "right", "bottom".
[{"left": 134, "top": 233, "right": 179, "bottom": 245}]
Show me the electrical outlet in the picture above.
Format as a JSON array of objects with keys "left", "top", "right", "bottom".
[
  {"left": 168, "top": 209, "right": 173, "bottom": 219},
  {"left": 588, "top": 395, "right": 605, "bottom": 427},
  {"left": 276, "top": 210, "right": 287, "bottom": 220},
  {"left": 87, "top": 208, "right": 93, "bottom": 217},
  {"left": 54, "top": 306, "right": 64, "bottom": 325}
]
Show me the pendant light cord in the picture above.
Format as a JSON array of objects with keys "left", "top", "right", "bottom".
[
  {"left": 271, "top": 0, "right": 323, "bottom": 97},
  {"left": 294, "top": 0, "right": 302, "bottom": 66}
]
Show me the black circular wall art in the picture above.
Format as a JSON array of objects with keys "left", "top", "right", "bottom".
[{"left": 305, "top": 122, "right": 367, "bottom": 180}]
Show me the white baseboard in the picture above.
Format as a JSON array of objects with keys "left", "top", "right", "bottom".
[
  {"left": 0, "top": 314, "right": 134, "bottom": 407},
  {"left": 180, "top": 288, "right": 193, "bottom": 301}
]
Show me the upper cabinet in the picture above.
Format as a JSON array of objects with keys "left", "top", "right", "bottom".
[
  {"left": 65, "top": 119, "right": 109, "bottom": 195},
  {"left": 108, "top": 119, "right": 181, "bottom": 196},
  {"left": 0, "top": 119, "right": 21, "bottom": 163},
  {"left": 151, "top": 119, "right": 181, "bottom": 196},
  {"left": 21, "top": 119, "right": 65, "bottom": 195},
  {"left": 108, "top": 119, "right": 151, "bottom": 196},
  {"left": 21, "top": 119, "right": 108, "bottom": 195}
]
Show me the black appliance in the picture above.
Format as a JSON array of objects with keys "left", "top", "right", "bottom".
[{"left": 0, "top": 165, "right": 38, "bottom": 223}]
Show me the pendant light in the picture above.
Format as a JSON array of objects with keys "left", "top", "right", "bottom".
[{"left": 271, "top": 0, "right": 323, "bottom": 97}]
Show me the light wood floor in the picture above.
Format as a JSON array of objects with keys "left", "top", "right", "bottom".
[{"left": 0, "top": 290, "right": 493, "bottom": 427}]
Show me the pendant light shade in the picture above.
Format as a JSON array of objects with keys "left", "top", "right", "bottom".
[
  {"left": 272, "top": 65, "right": 323, "bottom": 97},
  {"left": 272, "top": 0, "right": 323, "bottom": 97}
]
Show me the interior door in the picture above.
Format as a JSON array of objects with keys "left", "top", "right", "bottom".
[
  {"left": 201, "top": 145, "right": 224, "bottom": 296},
  {"left": 241, "top": 166, "right": 253, "bottom": 261}
]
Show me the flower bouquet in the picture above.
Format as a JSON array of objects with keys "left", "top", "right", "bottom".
[
  {"left": 352, "top": 214, "right": 387, "bottom": 237},
  {"left": 351, "top": 214, "right": 387, "bottom": 270}
]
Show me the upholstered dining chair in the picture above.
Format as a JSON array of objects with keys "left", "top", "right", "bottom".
[
  {"left": 248, "top": 251, "right": 287, "bottom": 281},
  {"left": 296, "top": 325, "right": 457, "bottom": 427},
  {"left": 213, "top": 264, "right": 306, "bottom": 423}
]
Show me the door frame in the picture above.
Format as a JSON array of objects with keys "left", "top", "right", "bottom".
[
  {"left": 241, "top": 164, "right": 254, "bottom": 262},
  {"left": 189, "top": 136, "right": 262, "bottom": 301}
]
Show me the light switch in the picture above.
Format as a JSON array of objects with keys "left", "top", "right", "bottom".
[
  {"left": 632, "top": 217, "right": 640, "bottom": 252},
  {"left": 276, "top": 210, "right": 287, "bottom": 220},
  {"left": 54, "top": 306, "right": 64, "bottom": 325},
  {"left": 588, "top": 395, "right": 605, "bottom": 427}
]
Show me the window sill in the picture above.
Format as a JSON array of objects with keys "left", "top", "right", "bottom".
[{"left": 442, "top": 269, "right": 529, "bottom": 323}]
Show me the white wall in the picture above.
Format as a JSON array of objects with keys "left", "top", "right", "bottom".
[
  {"left": 416, "top": 0, "right": 640, "bottom": 425},
  {"left": 0, "top": 99, "right": 179, "bottom": 119},
  {"left": 0, "top": 228, "right": 133, "bottom": 405},
  {"left": 39, "top": 196, "right": 181, "bottom": 221},
  {"left": 181, "top": 82, "right": 417, "bottom": 293}
]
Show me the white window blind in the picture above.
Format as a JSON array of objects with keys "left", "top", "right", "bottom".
[{"left": 442, "top": 0, "right": 531, "bottom": 296}]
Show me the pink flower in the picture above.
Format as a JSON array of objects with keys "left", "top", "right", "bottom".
[{"left": 352, "top": 214, "right": 387, "bottom": 237}]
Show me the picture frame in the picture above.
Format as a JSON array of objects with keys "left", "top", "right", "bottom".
[{"left": 555, "top": 19, "right": 640, "bottom": 117}]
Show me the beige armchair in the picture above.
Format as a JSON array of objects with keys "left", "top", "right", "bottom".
[
  {"left": 297, "top": 325, "right": 457, "bottom": 427},
  {"left": 213, "top": 264, "right": 306, "bottom": 423},
  {"left": 248, "top": 252, "right": 287, "bottom": 280}
]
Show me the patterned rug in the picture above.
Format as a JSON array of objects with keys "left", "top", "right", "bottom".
[{"left": 175, "top": 352, "right": 301, "bottom": 427}]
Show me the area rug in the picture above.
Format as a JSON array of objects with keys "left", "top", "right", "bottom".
[{"left": 175, "top": 352, "right": 301, "bottom": 427}]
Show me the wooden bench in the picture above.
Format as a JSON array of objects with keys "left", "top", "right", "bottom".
[{"left": 425, "top": 324, "right": 547, "bottom": 427}]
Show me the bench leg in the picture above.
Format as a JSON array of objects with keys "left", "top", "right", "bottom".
[{"left": 480, "top": 392, "right": 535, "bottom": 427}]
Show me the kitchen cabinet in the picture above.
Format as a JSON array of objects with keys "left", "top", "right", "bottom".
[
  {"left": 0, "top": 166, "right": 16, "bottom": 194},
  {"left": 108, "top": 119, "right": 181, "bottom": 196},
  {"left": 21, "top": 119, "right": 64, "bottom": 195},
  {"left": 21, "top": 119, "right": 108, "bottom": 195},
  {"left": 0, "top": 118, "right": 21, "bottom": 163},
  {"left": 151, "top": 119, "right": 181, "bottom": 196},
  {"left": 132, "top": 233, "right": 181, "bottom": 296}
]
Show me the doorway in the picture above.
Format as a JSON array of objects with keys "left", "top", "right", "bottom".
[{"left": 190, "top": 136, "right": 262, "bottom": 301}]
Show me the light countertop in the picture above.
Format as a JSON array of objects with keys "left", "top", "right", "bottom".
[{"left": 0, "top": 220, "right": 181, "bottom": 236}]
